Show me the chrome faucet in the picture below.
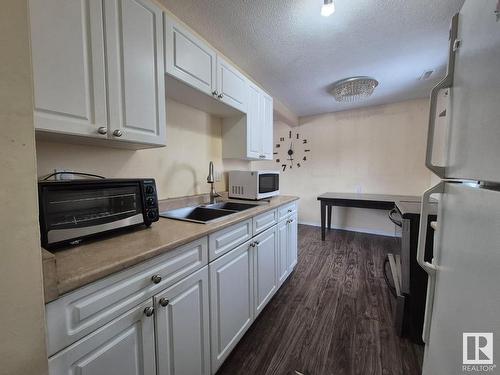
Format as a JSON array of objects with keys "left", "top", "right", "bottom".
[{"left": 207, "top": 161, "right": 221, "bottom": 204}]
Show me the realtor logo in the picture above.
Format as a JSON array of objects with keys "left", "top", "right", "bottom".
[{"left": 463, "top": 333, "right": 493, "bottom": 365}]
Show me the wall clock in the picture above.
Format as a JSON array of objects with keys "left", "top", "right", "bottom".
[{"left": 274, "top": 130, "right": 310, "bottom": 172}]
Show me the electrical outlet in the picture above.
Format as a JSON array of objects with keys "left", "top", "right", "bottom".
[{"left": 355, "top": 184, "right": 363, "bottom": 194}]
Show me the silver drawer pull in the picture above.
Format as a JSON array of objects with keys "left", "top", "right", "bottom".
[
  {"left": 151, "top": 274, "right": 162, "bottom": 284},
  {"left": 143, "top": 307, "right": 154, "bottom": 317},
  {"left": 97, "top": 126, "right": 107, "bottom": 135},
  {"left": 159, "top": 298, "right": 170, "bottom": 307},
  {"left": 112, "top": 129, "right": 123, "bottom": 137}
]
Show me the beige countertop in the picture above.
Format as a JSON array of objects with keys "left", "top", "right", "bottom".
[{"left": 43, "top": 195, "right": 299, "bottom": 303}]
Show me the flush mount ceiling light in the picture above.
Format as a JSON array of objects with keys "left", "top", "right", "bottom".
[
  {"left": 321, "top": 0, "right": 335, "bottom": 17},
  {"left": 329, "top": 76, "right": 379, "bottom": 102}
]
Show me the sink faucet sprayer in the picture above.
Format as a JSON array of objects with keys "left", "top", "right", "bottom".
[{"left": 207, "top": 161, "right": 221, "bottom": 204}]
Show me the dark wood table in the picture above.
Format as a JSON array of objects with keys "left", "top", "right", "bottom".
[{"left": 317, "top": 192, "right": 421, "bottom": 240}]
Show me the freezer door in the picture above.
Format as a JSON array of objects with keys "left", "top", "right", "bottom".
[
  {"left": 422, "top": 182, "right": 500, "bottom": 375},
  {"left": 445, "top": 0, "right": 500, "bottom": 181}
]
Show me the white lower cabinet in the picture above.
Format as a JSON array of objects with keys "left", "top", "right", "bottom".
[
  {"left": 277, "top": 219, "right": 289, "bottom": 286},
  {"left": 253, "top": 226, "right": 278, "bottom": 317},
  {"left": 49, "top": 300, "right": 156, "bottom": 375},
  {"left": 288, "top": 214, "right": 298, "bottom": 272},
  {"left": 209, "top": 240, "right": 254, "bottom": 373},
  {"left": 47, "top": 203, "right": 298, "bottom": 375},
  {"left": 154, "top": 266, "right": 210, "bottom": 375}
]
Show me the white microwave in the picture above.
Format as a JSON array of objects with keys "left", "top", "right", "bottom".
[{"left": 228, "top": 170, "right": 280, "bottom": 200}]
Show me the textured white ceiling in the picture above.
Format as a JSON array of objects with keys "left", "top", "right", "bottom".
[{"left": 159, "top": 0, "right": 464, "bottom": 116}]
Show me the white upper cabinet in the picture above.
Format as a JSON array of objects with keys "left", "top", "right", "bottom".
[
  {"left": 247, "top": 83, "right": 264, "bottom": 159},
  {"left": 30, "top": 0, "right": 166, "bottom": 148},
  {"left": 164, "top": 16, "right": 217, "bottom": 96},
  {"left": 30, "top": 0, "right": 107, "bottom": 138},
  {"left": 104, "top": 0, "right": 166, "bottom": 146},
  {"left": 261, "top": 91, "right": 274, "bottom": 159},
  {"left": 216, "top": 56, "right": 248, "bottom": 113},
  {"left": 222, "top": 82, "right": 274, "bottom": 160},
  {"left": 163, "top": 13, "right": 248, "bottom": 114}
]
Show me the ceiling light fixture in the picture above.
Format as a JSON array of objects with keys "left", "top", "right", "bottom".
[
  {"left": 321, "top": 0, "right": 335, "bottom": 17},
  {"left": 330, "top": 76, "right": 379, "bottom": 102}
]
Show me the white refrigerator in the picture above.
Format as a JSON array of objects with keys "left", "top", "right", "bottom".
[{"left": 418, "top": 0, "right": 500, "bottom": 374}]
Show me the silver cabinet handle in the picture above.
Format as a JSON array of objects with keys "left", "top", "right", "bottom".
[
  {"left": 259, "top": 155, "right": 266, "bottom": 159},
  {"left": 287, "top": 209, "right": 293, "bottom": 213},
  {"left": 158, "top": 298, "right": 169, "bottom": 307},
  {"left": 97, "top": 127, "right": 107, "bottom": 135},
  {"left": 151, "top": 274, "right": 162, "bottom": 284},
  {"left": 218, "top": 93, "right": 224, "bottom": 99},
  {"left": 112, "top": 129, "right": 123, "bottom": 137},
  {"left": 212, "top": 90, "right": 218, "bottom": 97},
  {"left": 254, "top": 241, "right": 260, "bottom": 246},
  {"left": 417, "top": 182, "right": 443, "bottom": 343},
  {"left": 143, "top": 306, "right": 154, "bottom": 317},
  {"left": 425, "top": 13, "right": 458, "bottom": 178}
]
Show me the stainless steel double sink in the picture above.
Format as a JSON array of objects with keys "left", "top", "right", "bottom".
[{"left": 159, "top": 201, "right": 262, "bottom": 224}]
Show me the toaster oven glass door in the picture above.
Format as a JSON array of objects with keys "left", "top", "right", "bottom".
[
  {"left": 258, "top": 173, "right": 279, "bottom": 194},
  {"left": 42, "top": 184, "right": 143, "bottom": 244}
]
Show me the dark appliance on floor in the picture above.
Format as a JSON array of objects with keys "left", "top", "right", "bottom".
[{"left": 384, "top": 200, "right": 437, "bottom": 344}]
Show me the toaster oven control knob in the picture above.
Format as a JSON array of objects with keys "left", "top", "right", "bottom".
[
  {"left": 145, "top": 185, "right": 155, "bottom": 194},
  {"left": 147, "top": 210, "right": 157, "bottom": 220},
  {"left": 146, "top": 197, "right": 155, "bottom": 207},
  {"left": 151, "top": 274, "right": 162, "bottom": 284}
]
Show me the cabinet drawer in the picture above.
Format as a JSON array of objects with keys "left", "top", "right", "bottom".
[
  {"left": 278, "top": 202, "right": 297, "bottom": 221},
  {"left": 46, "top": 237, "right": 208, "bottom": 356},
  {"left": 209, "top": 219, "right": 252, "bottom": 261},
  {"left": 253, "top": 209, "right": 277, "bottom": 235}
]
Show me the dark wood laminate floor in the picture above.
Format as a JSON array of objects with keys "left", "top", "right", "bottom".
[{"left": 216, "top": 225, "right": 423, "bottom": 375}]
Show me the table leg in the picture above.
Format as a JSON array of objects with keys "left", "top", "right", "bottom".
[
  {"left": 321, "top": 201, "right": 326, "bottom": 241},
  {"left": 327, "top": 205, "right": 332, "bottom": 230}
]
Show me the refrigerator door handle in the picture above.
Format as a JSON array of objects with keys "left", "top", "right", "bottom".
[
  {"left": 418, "top": 182, "right": 444, "bottom": 343},
  {"left": 425, "top": 13, "right": 459, "bottom": 178}
]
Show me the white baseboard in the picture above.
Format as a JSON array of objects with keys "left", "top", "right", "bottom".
[{"left": 298, "top": 220, "right": 398, "bottom": 238}]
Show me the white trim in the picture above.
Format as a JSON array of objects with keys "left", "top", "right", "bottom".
[{"left": 298, "top": 220, "right": 398, "bottom": 238}]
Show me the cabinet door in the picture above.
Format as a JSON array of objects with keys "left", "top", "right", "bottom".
[
  {"left": 49, "top": 300, "right": 156, "bottom": 375},
  {"left": 209, "top": 240, "right": 254, "bottom": 373},
  {"left": 104, "top": 0, "right": 166, "bottom": 146},
  {"left": 30, "top": 0, "right": 108, "bottom": 138},
  {"left": 164, "top": 15, "right": 216, "bottom": 96},
  {"left": 246, "top": 83, "right": 262, "bottom": 159},
  {"left": 288, "top": 214, "right": 298, "bottom": 272},
  {"left": 253, "top": 227, "right": 278, "bottom": 317},
  {"left": 260, "top": 92, "right": 274, "bottom": 160},
  {"left": 216, "top": 56, "right": 248, "bottom": 113},
  {"left": 155, "top": 266, "right": 210, "bottom": 375},
  {"left": 277, "top": 219, "right": 289, "bottom": 286}
]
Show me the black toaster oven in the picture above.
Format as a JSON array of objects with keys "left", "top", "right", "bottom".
[{"left": 38, "top": 178, "right": 159, "bottom": 249}]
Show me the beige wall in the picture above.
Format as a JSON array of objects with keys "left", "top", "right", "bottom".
[
  {"left": 0, "top": 1, "right": 49, "bottom": 374},
  {"left": 37, "top": 99, "right": 251, "bottom": 198},
  {"left": 253, "top": 99, "right": 433, "bottom": 236}
]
